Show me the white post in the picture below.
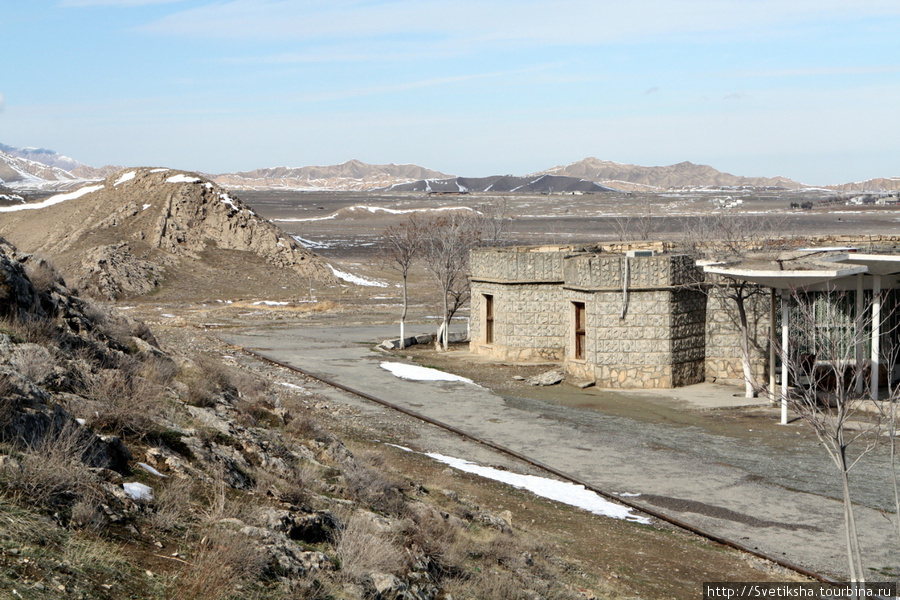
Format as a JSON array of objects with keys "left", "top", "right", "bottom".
[
  {"left": 770, "top": 288, "right": 777, "bottom": 402},
  {"left": 781, "top": 288, "right": 790, "bottom": 425},
  {"left": 871, "top": 275, "right": 882, "bottom": 401},
  {"left": 856, "top": 274, "right": 865, "bottom": 395}
]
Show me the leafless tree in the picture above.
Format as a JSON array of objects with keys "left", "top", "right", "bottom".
[
  {"left": 682, "top": 214, "right": 786, "bottom": 397},
  {"left": 420, "top": 202, "right": 508, "bottom": 350},
  {"left": 380, "top": 215, "right": 423, "bottom": 349},
  {"left": 778, "top": 287, "right": 885, "bottom": 583},
  {"left": 613, "top": 196, "right": 655, "bottom": 241}
]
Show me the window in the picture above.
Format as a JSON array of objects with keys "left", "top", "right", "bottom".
[
  {"left": 484, "top": 294, "right": 494, "bottom": 344},
  {"left": 573, "top": 301, "right": 586, "bottom": 360}
]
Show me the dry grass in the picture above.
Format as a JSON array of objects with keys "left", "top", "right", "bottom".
[
  {"left": 167, "top": 530, "right": 266, "bottom": 600},
  {"left": 0, "top": 422, "right": 98, "bottom": 512},
  {"left": 11, "top": 343, "right": 57, "bottom": 382},
  {"left": 151, "top": 476, "right": 196, "bottom": 532},
  {"left": 342, "top": 458, "right": 407, "bottom": 517},
  {"left": 0, "top": 314, "right": 57, "bottom": 345},
  {"left": 335, "top": 512, "right": 408, "bottom": 583},
  {"left": 84, "top": 365, "right": 167, "bottom": 437},
  {"left": 25, "top": 258, "right": 64, "bottom": 295}
]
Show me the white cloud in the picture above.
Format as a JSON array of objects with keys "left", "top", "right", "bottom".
[{"left": 0, "top": 93, "right": 4, "bottom": 112}]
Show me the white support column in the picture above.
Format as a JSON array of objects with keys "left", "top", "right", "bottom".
[
  {"left": 871, "top": 274, "right": 882, "bottom": 401},
  {"left": 856, "top": 274, "right": 865, "bottom": 395},
  {"left": 770, "top": 288, "right": 777, "bottom": 402},
  {"left": 781, "top": 289, "right": 790, "bottom": 425}
]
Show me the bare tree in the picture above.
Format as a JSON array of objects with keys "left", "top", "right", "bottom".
[
  {"left": 613, "top": 196, "right": 655, "bottom": 241},
  {"left": 683, "top": 214, "right": 786, "bottom": 397},
  {"left": 380, "top": 215, "right": 423, "bottom": 349},
  {"left": 420, "top": 202, "right": 508, "bottom": 350},
  {"left": 778, "top": 288, "right": 885, "bottom": 583}
]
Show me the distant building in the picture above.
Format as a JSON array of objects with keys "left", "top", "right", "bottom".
[{"left": 469, "top": 239, "right": 900, "bottom": 392}]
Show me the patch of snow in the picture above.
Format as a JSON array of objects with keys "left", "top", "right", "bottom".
[
  {"left": 137, "top": 462, "right": 167, "bottom": 478},
  {"left": 219, "top": 192, "right": 239, "bottom": 211},
  {"left": 142, "top": 204, "right": 152, "bottom": 211},
  {"left": 149, "top": 168, "right": 169, "bottom": 173},
  {"left": 160, "top": 313, "right": 176, "bottom": 318},
  {"left": 123, "top": 482, "right": 153, "bottom": 501},
  {"left": 114, "top": 171, "right": 136, "bottom": 186},
  {"left": 278, "top": 382, "right": 305, "bottom": 390},
  {"left": 329, "top": 265, "right": 388, "bottom": 287},
  {"left": 252, "top": 300, "right": 289, "bottom": 306},
  {"left": 75, "top": 418, "right": 87, "bottom": 426},
  {"left": 276, "top": 213, "right": 338, "bottom": 223},
  {"left": 166, "top": 174, "right": 201, "bottom": 184},
  {"left": 391, "top": 445, "right": 649, "bottom": 524},
  {"left": 380, "top": 362, "right": 475, "bottom": 384},
  {"left": 0, "top": 184, "right": 104, "bottom": 212},
  {"left": 292, "top": 235, "right": 333, "bottom": 248}
]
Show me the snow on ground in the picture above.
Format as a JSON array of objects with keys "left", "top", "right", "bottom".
[
  {"left": 291, "top": 235, "right": 333, "bottom": 249},
  {"left": 219, "top": 192, "right": 239, "bottom": 211},
  {"left": 0, "top": 184, "right": 104, "bottom": 212},
  {"left": 114, "top": 171, "right": 136, "bottom": 186},
  {"left": 392, "top": 445, "right": 650, "bottom": 524},
  {"left": 380, "top": 362, "right": 475, "bottom": 384},
  {"left": 252, "top": 300, "right": 289, "bottom": 306},
  {"left": 276, "top": 204, "right": 475, "bottom": 222},
  {"left": 166, "top": 174, "right": 201, "bottom": 184},
  {"left": 123, "top": 482, "right": 153, "bottom": 501},
  {"left": 329, "top": 265, "right": 388, "bottom": 287},
  {"left": 142, "top": 204, "right": 151, "bottom": 210}
]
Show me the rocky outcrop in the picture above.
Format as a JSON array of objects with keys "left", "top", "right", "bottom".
[{"left": 0, "top": 168, "right": 334, "bottom": 299}]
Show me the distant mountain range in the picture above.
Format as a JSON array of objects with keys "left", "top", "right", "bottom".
[
  {"left": 382, "top": 174, "right": 616, "bottom": 194},
  {"left": 208, "top": 159, "right": 451, "bottom": 191},
  {"left": 1, "top": 142, "right": 897, "bottom": 193}
]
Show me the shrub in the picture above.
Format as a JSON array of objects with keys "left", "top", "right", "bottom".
[
  {"left": 168, "top": 530, "right": 266, "bottom": 600},
  {"left": 342, "top": 460, "right": 407, "bottom": 516},
  {"left": 24, "top": 258, "right": 63, "bottom": 295},
  {"left": 335, "top": 513, "right": 407, "bottom": 583},
  {"left": 151, "top": 476, "right": 195, "bottom": 532},
  {"left": 0, "top": 422, "right": 98, "bottom": 511}
]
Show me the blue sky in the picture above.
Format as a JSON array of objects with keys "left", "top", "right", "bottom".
[{"left": 3, "top": 0, "right": 899, "bottom": 184}]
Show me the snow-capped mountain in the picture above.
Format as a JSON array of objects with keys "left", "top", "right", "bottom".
[
  {"left": 0, "top": 143, "right": 84, "bottom": 172},
  {"left": 0, "top": 147, "right": 84, "bottom": 190}
]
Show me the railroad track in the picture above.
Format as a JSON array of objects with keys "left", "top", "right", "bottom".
[{"left": 232, "top": 342, "right": 837, "bottom": 585}]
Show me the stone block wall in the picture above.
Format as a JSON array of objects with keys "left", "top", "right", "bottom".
[
  {"left": 470, "top": 246, "right": 568, "bottom": 282},
  {"left": 704, "top": 285, "right": 771, "bottom": 385},
  {"left": 563, "top": 254, "right": 707, "bottom": 389},
  {"left": 469, "top": 282, "right": 566, "bottom": 361}
]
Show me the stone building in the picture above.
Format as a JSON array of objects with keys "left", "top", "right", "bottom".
[
  {"left": 469, "top": 240, "right": 900, "bottom": 392},
  {"left": 469, "top": 244, "right": 709, "bottom": 388}
]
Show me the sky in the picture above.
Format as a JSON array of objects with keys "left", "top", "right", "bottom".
[{"left": 2, "top": 1, "right": 899, "bottom": 184}]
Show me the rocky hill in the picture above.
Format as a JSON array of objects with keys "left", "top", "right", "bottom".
[
  {"left": 382, "top": 174, "right": 617, "bottom": 194},
  {"left": 537, "top": 157, "right": 805, "bottom": 191},
  {"left": 211, "top": 159, "right": 452, "bottom": 191},
  {"left": 0, "top": 168, "right": 334, "bottom": 299},
  {"left": 0, "top": 239, "right": 602, "bottom": 600}
]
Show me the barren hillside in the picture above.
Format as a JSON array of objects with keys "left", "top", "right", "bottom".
[
  {"left": 538, "top": 158, "right": 805, "bottom": 190},
  {"left": 0, "top": 168, "right": 334, "bottom": 299},
  {"left": 212, "top": 159, "right": 452, "bottom": 191}
]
